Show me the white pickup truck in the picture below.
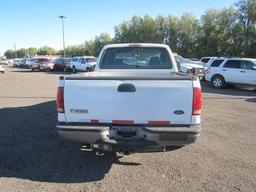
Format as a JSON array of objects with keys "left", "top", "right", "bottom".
[
  {"left": 174, "top": 55, "right": 207, "bottom": 78},
  {"left": 56, "top": 43, "right": 202, "bottom": 154}
]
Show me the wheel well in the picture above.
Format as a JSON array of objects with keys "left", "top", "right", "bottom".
[{"left": 211, "top": 74, "right": 225, "bottom": 83}]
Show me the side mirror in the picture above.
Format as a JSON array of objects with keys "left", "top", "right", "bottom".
[{"left": 252, "top": 65, "right": 256, "bottom": 70}]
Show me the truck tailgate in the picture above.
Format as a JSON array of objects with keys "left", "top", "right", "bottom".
[{"left": 64, "top": 79, "right": 193, "bottom": 125}]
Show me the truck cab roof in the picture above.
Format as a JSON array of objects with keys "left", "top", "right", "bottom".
[{"left": 103, "top": 43, "right": 170, "bottom": 49}]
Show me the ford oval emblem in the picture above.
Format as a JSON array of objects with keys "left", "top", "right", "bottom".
[{"left": 174, "top": 110, "right": 184, "bottom": 115}]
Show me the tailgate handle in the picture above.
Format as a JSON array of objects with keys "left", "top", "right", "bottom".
[{"left": 118, "top": 83, "right": 136, "bottom": 92}]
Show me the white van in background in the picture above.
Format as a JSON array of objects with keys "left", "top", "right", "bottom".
[{"left": 70, "top": 56, "right": 96, "bottom": 73}]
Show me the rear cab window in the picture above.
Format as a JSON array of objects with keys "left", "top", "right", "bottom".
[{"left": 100, "top": 47, "right": 172, "bottom": 69}]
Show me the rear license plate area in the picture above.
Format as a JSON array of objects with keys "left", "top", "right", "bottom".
[
  {"left": 117, "top": 130, "right": 136, "bottom": 138},
  {"left": 109, "top": 126, "right": 137, "bottom": 139}
]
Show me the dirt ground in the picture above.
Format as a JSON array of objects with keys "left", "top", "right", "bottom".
[{"left": 0, "top": 66, "right": 255, "bottom": 192}]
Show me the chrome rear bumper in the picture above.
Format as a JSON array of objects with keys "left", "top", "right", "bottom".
[{"left": 57, "top": 123, "right": 200, "bottom": 151}]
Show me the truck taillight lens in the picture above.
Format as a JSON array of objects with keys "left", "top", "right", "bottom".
[
  {"left": 193, "top": 87, "right": 202, "bottom": 115},
  {"left": 57, "top": 87, "right": 64, "bottom": 113}
]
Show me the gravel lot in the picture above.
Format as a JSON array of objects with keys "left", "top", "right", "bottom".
[{"left": 0, "top": 66, "right": 256, "bottom": 192}]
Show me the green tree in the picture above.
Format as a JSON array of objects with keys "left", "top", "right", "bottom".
[
  {"left": 235, "top": 0, "right": 256, "bottom": 56},
  {"left": 155, "top": 15, "right": 168, "bottom": 44},
  {"left": 4, "top": 49, "right": 14, "bottom": 59},
  {"left": 195, "top": 7, "right": 238, "bottom": 57},
  {"left": 37, "top": 46, "right": 56, "bottom": 55},
  {"left": 165, "top": 15, "right": 179, "bottom": 53},
  {"left": 176, "top": 13, "right": 198, "bottom": 57},
  {"left": 85, "top": 40, "right": 96, "bottom": 56},
  {"left": 28, "top": 47, "right": 38, "bottom": 56},
  {"left": 114, "top": 15, "right": 159, "bottom": 43},
  {"left": 16, "top": 48, "right": 29, "bottom": 58},
  {"left": 93, "top": 33, "right": 112, "bottom": 56}
]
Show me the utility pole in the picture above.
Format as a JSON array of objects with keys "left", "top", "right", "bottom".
[
  {"left": 58, "top": 15, "right": 66, "bottom": 58},
  {"left": 14, "top": 43, "right": 17, "bottom": 58}
]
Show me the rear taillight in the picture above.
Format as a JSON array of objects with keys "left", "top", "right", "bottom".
[
  {"left": 57, "top": 87, "right": 64, "bottom": 113},
  {"left": 193, "top": 87, "right": 202, "bottom": 115}
]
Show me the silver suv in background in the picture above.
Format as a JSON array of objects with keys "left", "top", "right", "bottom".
[{"left": 205, "top": 57, "right": 256, "bottom": 88}]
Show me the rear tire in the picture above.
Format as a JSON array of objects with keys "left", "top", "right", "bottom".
[
  {"left": 211, "top": 75, "right": 225, "bottom": 88},
  {"left": 31, "top": 67, "right": 34, "bottom": 72}
]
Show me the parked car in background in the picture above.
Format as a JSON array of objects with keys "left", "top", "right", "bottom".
[
  {"left": 8, "top": 59, "right": 14, "bottom": 65},
  {"left": 19, "top": 58, "right": 27, "bottom": 68},
  {"left": 53, "top": 57, "right": 71, "bottom": 71},
  {"left": 57, "top": 43, "right": 202, "bottom": 154},
  {"left": 13, "top": 59, "right": 22, "bottom": 67},
  {"left": 200, "top": 57, "right": 217, "bottom": 67},
  {"left": 200, "top": 57, "right": 215, "bottom": 64},
  {"left": 24, "top": 58, "right": 36, "bottom": 68},
  {"left": 0, "top": 63, "right": 4, "bottom": 73},
  {"left": 31, "top": 58, "right": 54, "bottom": 71},
  {"left": 70, "top": 56, "right": 96, "bottom": 73},
  {"left": 0, "top": 58, "right": 8, "bottom": 65},
  {"left": 205, "top": 57, "right": 256, "bottom": 88},
  {"left": 175, "top": 55, "right": 206, "bottom": 78},
  {"left": 188, "top": 58, "right": 200, "bottom": 62}
]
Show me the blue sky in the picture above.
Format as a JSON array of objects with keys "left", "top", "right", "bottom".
[{"left": 0, "top": 0, "right": 238, "bottom": 54}]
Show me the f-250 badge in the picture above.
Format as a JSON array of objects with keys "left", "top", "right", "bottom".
[{"left": 70, "top": 109, "right": 88, "bottom": 114}]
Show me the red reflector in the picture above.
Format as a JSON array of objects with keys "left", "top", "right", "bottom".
[
  {"left": 148, "top": 121, "right": 170, "bottom": 125},
  {"left": 193, "top": 87, "right": 202, "bottom": 115},
  {"left": 57, "top": 87, "right": 64, "bottom": 113},
  {"left": 91, "top": 119, "right": 99, "bottom": 123},
  {"left": 112, "top": 120, "right": 134, "bottom": 125}
]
